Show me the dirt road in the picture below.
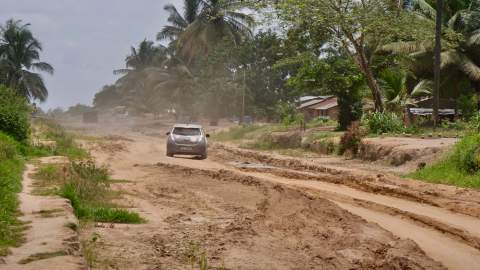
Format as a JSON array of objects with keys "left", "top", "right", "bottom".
[{"left": 70, "top": 121, "right": 480, "bottom": 270}]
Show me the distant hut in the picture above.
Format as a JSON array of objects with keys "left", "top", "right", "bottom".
[{"left": 297, "top": 96, "right": 339, "bottom": 121}]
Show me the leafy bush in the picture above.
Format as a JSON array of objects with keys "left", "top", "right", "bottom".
[
  {"left": 339, "top": 121, "right": 365, "bottom": 155},
  {"left": 450, "top": 134, "right": 480, "bottom": 174},
  {"left": 275, "top": 101, "right": 303, "bottom": 126},
  {"left": 362, "top": 111, "right": 404, "bottom": 134},
  {"left": 0, "top": 85, "right": 30, "bottom": 141},
  {"left": 0, "top": 132, "right": 20, "bottom": 160},
  {"left": 468, "top": 112, "right": 480, "bottom": 133},
  {"left": 441, "top": 120, "right": 467, "bottom": 131},
  {"left": 457, "top": 94, "right": 478, "bottom": 121},
  {"left": 0, "top": 133, "right": 24, "bottom": 255}
]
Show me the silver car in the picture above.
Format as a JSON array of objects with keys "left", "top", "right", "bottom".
[{"left": 166, "top": 124, "right": 209, "bottom": 159}]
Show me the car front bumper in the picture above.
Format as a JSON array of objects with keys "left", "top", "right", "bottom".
[{"left": 167, "top": 141, "right": 206, "bottom": 155}]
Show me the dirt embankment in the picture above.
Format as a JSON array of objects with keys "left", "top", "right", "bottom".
[
  {"left": 211, "top": 143, "right": 480, "bottom": 219},
  {"left": 358, "top": 137, "right": 457, "bottom": 167}
]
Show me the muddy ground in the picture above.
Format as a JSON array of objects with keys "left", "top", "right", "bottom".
[{"left": 61, "top": 118, "right": 480, "bottom": 270}]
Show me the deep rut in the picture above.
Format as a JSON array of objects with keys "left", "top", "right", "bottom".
[{"left": 85, "top": 131, "right": 480, "bottom": 270}]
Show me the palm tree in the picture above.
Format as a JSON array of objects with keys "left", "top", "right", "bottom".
[
  {"left": 113, "top": 39, "right": 166, "bottom": 75},
  {"left": 379, "top": 69, "right": 432, "bottom": 113},
  {"left": 178, "top": 0, "right": 255, "bottom": 60},
  {"left": 157, "top": 0, "right": 201, "bottom": 46},
  {"left": 0, "top": 19, "right": 54, "bottom": 102},
  {"left": 382, "top": 1, "right": 480, "bottom": 97}
]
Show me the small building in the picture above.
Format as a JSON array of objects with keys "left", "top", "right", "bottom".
[
  {"left": 409, "top": 97, "right": 457, "bottom": 122},
  {"left": 297, "top": 96, "right": 339, "bottom": 121}
]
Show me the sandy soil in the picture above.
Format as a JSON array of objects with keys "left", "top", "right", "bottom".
[
  {"left": 56, "top": 118, "right": 480, "bottom": 270},
  {"left": 2, "top": 158, "right": 83, "bottom": 270}
]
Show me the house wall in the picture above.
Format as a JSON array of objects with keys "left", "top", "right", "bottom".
[{"left": 301, "top": 107, "right": 339, "bottom": 121}]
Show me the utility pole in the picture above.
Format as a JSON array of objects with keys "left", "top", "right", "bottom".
[
  {"left": 240, "top": 66, "right": 246, "bottom": 125},
  {"left": 433, "top": 0, "right": 443, "bottom": 129}
]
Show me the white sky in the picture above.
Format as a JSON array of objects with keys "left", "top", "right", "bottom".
[{"left": 0, "top": 0, "right": 182, "bottom": 109}]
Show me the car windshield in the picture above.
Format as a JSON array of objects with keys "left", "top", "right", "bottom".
[{"left": 172, "top": 127, "right": 201, "bottom": 136}]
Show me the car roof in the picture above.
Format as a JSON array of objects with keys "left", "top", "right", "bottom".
[{"left": 173, "top": 124, "right": 202, "bottom": 129}]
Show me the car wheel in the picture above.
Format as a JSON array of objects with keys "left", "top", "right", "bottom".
[
  {"left": 167, "top": 152, "right": 174, "bottom": 157},
  {"left": 199, "top": 153, "right": 207, "bottom": 160}
]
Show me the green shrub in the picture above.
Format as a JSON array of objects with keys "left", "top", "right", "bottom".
[
  {"left": 362, "top": 111, "right": 404, "bottom": 134},
  {"left": 0, "top": 86, "right": 30, "bottom": 142},
  {"left": 56, "top": 160, "right": 143, "bottom": 224},
  {"left": 275, "top": 101, "right": 303, "bottom": 126},
  {"left": 457, "top": 94, "right": 478, "bottom": 121},
  {"left": 468, "top": 112, "right": 480, "bottom": 133},
  {"left": 450, "top": 133, "right": 480, "bottom": 174},
  {"left": 0, "top": 132, "right": 19, "bottom": 161},
  {"left": 441, "top": 120, "right": 466, "bottom": 131},
  {"left": 0, "top": 134, "right": 24, "bottom": 255},
  {"left": 339, "top": 121, "right": 365, "bottom": 155}
]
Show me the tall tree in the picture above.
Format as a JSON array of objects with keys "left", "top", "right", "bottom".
[
  {"left": 273, "top": 0, "right": 427, "bottom": 111},
  {"left": 157, "top": 0, "right": 201, "bottom": 46},
  {"left": 433, "top": 0, "right": 443, "bottom": 127},
  {"left": 382, "top": 0, "right": 480, "bottom": 109},
  {"left": 0, "top": 19, "right": 54, "bottom": 102},
  {"left": 177, "top": 0, "right": 255, "bottom": 60}
]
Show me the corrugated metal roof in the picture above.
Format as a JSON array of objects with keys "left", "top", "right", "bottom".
[
  {"left": 297, "top": 96, "right": 333, "bottom": 109},
  {"left": 312, "top": 101, "right": 338, "bottom": 110}
]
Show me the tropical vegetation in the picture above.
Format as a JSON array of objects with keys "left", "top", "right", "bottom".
[
  {"left": 91, "top": 0, "right": 480, "bottom": 132},
  {"left": 0, "top": 19, "right": 53, "bottom": 102}
]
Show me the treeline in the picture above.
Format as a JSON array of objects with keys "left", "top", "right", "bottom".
[{"left": 93, "top": 0, "right": 480, "bottom": 129}]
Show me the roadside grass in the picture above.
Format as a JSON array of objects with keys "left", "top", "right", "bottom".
[
  {"left": 81, "top": 233, "right": 99, "bottom": 268},
  {"left": 33, "top": 161, "right": 144, "bottom": 224},
  {"left": 0, "top": 133, "right": 26, "bottom": 256},
  {"left": 185, "top": 242, "right": 227, "bottom": 270},
  {"left": 306, "top": 117, "right": 337, "bottom": 129},
  {"left": 32, "top": 118, "right": 88, "bottom": 160},
  {"left": 18, "top": 250, "right": 67, "bottom": 264},
  {"left": 409, "top": 133, "right": 480, "bottom": 189},
  {"left": 213, "top": 125, "right": 266, "bottom": 141},
  {"left": 409, "top": 160, "right": 480, "bottom": 188}
]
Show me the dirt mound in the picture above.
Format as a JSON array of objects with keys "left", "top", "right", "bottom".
[
  {"left": 358, "top": 137, "right": 457, "bottom": 166},
  {"left": 91, "top": 141, "right": 127, "bottom": 154},
  {"left": 102, "top": 135, "right": 134, "bottom": 142},
  {"left": 260, "top": 131, "right": 302, "bottom": 148},
  {"left": 212, "top": 144, "right": 480, "bottom": 219}
]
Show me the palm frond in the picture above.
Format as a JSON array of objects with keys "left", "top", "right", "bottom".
[
  {"left": 459, "top": 53, "right": 480, "bottom": 81},
  {"left": 410, "top": 79, "right": 432, "bottom": 97},
  {"left": 19, "top": 70, "right": 48, "bottom": 102},
  {"left": 164, "top": 4, "right": 189, "bottom": 28},
  {"left": 412, "top": 0, "right": 436, "bottom": 19},
  {"left": 31, "top": 62, "right": 54, "bottom": 74}
]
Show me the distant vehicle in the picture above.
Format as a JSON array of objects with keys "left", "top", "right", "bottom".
[{"left": 166, "top": 124, "right": 209, "bottom": 159}]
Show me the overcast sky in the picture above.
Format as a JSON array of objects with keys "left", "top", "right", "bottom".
[{"left": 0, "top": 0, "right": 182, "bottom": 109}]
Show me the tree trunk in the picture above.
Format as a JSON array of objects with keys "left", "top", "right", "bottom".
[
  {"left": 433, "top": 0, "right": 443, "bottom": 128},
  {"left": 355, "top": 46, "right": 384, "bottom": 112}
]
